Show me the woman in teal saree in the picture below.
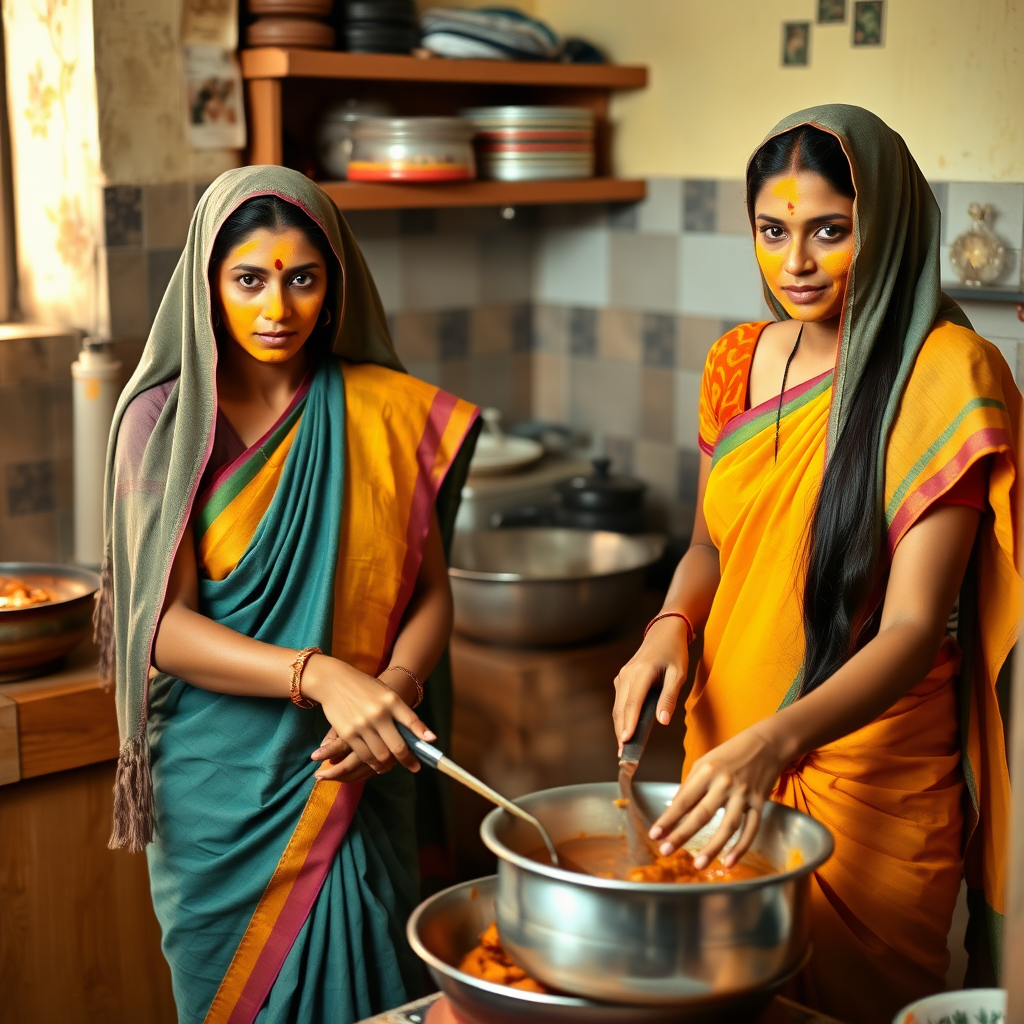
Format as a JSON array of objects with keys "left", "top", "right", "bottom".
[{"left": 98, "top": 166, "right": 479, "bottom": 1023}]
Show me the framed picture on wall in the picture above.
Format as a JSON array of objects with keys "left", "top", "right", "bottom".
[
  {"left": 852, "top": 1, "right": 885, "bottom": 46},
  {"left": 782, "top": 21, "right": 810, "bottom": 66},
  {"left": 817, "top": 0, "right": 846, "bottom": 23}
]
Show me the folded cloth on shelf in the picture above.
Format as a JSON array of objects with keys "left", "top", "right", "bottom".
[{"left": 419, "top": 6, "right": 560, "bottom": 60}]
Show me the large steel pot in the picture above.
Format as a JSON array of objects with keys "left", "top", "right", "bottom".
[
  {"left": 407, "top": 875, "right": 801, "bottom": 1024},
  {"left": 448, "top": 529, "right": 664, "bottom": 646},
  {"left": 480, "top": 782, "right": 833, "bottom": 1006},
  {"left": 0, "top": 563, "right": 100, "bottom": 677}
]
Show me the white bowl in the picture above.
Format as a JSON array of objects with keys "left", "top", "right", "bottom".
[{"left": 893, "top": 988, "right": 1005, "bottom": 1024}]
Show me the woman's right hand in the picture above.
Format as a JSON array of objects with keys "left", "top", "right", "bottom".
[
  {"left": 302, "top": 655, "right": 434, "bottom": 776},
  {"left": 612, "top": 618, "right": 690, "bottom": 755}
]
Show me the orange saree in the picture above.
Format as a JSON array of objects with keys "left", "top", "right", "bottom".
[{"left": 691, "top": 319, "right": 1020, "bottom": 1023}]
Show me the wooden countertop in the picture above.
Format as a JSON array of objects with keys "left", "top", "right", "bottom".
[
  {"left": 358, "top": 992, "right": 845, "bottom": 1023},
  {"left": 0, "top": 638, "right": 117, "bottom": 785}
]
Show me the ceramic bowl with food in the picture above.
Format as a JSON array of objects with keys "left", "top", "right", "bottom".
[
  {"left": 893, "top": 988, "right": 1006, "bottom": 1024},
  {"left": 0, "top": 563, "right": 100, "bottom": 676}
]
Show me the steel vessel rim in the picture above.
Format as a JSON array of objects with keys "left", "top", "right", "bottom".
[
  {"left": 448, "top": 530, "right": 663, "bottom": 583},
  {"left": 448, "top": 562, "right": 649, "bottom": 584},
  {"left": 480, "top": 782, "right": 834, "bottom": 894}
]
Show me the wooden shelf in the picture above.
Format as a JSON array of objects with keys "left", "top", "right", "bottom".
[
  {"left": 318, "top": 176, "right": 646, "bottom": 210},
  {"left": 946, "top": 285, "right": 1024, "bottom": 304},
  {"left": 241, "top": 48, "right": 647, "bottom": 89},
  {"left": 241, "top": 48, "right": 648, "bottom": 210}
]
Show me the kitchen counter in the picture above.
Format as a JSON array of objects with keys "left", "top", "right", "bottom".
[
  {"left": 357, "top": 991, "right": 847, "bottom": 1023},
  {"left": 0, "top": 639, "right": 176, "bottom": 1024},
  {"left": 0, "top": 636, "right": 118, "bottom": 784}
]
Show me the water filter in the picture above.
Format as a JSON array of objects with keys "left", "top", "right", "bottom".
[{"left": 71, "top": 338, "right": 121, "bottom": 568}]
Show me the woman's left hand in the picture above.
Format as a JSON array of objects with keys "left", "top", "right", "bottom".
[
  {"left": 311, "top": 727, "right": 375, "bottom": 783},
  {"left": 650, "top": 722, "right": 789, "bottom": 868}
]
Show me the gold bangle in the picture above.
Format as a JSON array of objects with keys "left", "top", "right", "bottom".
[
  {"left": 381, "top": 665, "right": 424, "bottom": 708},
  {"left": 289, "top": 646, "right": 322, "bottom": 708}
]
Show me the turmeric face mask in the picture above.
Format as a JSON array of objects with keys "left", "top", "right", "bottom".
[
  {"left": 753, "top": 170, "right": 855, "bottom": 323},
  {"left": 214, "top": 227, "right": 329, "bottom": 364}
]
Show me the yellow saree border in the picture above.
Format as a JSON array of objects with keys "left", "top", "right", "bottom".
[{"left": 202, "top": 781, "right": 363, "bottom": 1024}]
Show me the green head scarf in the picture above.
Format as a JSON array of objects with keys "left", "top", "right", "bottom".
[
  {"left": 748, "top": 103, "right": 970, "bottom": 486},
  {"left": 97, "top": 166, "right": 404, "bottom": 849}
]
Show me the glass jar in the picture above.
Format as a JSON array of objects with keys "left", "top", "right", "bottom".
[{"left": 348, "top": 117, "right": 476, "bottom": 183}]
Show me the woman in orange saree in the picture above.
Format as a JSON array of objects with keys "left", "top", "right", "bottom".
[{"left": 613, "top": 105, "right": 1020, "bottom": 1024}]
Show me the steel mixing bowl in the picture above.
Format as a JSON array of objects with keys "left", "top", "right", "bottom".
[
  {"left": 448, "top": 528, "right": 665, "bottom": 646},
  {"left": 407, "top": 875, "right": 800, "bottom": 1024},
  {"left": 480, "top": 782, "right": 833, "bottom": 1006},
  {"left": 0, "top": 563, "right": 100, "bottom": 676}
]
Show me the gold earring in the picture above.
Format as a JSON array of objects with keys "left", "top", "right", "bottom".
[{"left": 319, "top": 307, "right": 332, "bottom": 327}]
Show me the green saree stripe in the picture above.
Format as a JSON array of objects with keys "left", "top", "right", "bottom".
[
  {"left": 884, "top": 397, "right": 1006, "bottom": 523},
  {"left": 195, "top": 398, "right": 307, "bottom": 540},
  {"left": 777, "top": 670, "right": 803, "bottom": 711},
  {"left": 713, "top": 373, "right": 832, "bottom": 468}
]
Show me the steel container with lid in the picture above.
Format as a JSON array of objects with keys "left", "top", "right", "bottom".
[{"left": 348, "top": 117, "right": 476, "bottom": 182}]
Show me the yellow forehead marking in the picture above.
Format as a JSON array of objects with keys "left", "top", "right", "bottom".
[
  {"left": 269, "top": 238, "right": 299, "bottom": 265},
  {"left": 771, "top": 176, "right": 801, "bottom": 214},
  {"left": 230, "top": 237, "right": 261, "bottom": 258}
]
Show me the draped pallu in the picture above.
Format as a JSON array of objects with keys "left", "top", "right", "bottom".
[
  {"left": 140, "top": 360, "right": 477, "bottom": 1024},
  {"left": 691, "top": 319, "right": 1020, "bottom": 1022}
]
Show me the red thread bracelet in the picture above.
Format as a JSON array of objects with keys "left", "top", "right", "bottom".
[{"left": 644, "top": 612, "right": 695, "bottom": 646}]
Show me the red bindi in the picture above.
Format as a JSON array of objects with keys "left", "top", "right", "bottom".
[
  {"left": 787, "top": 202, "right": 795, "bottom": 213},
  {"left": 274, "top": 258, "right": 283, "bottom": 270}
]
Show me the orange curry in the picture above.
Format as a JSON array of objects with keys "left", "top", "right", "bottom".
[
  {"left": 532, "top": 833, "right": 778, "bottom": 882},
  {"left": 0, "top": 576, "right": 58, "bottom": 610},
  {"left": 458, "top": 922, "right": 549, "bottom": 993}
]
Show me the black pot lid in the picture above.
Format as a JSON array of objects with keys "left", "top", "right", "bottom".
[{"left": 557, "top": 457, "right": 646, "bottom": 512}]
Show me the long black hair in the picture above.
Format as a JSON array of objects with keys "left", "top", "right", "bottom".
[
  {"left": 208, "top": 194, "right": 338, "bottom": 354},
  {"left": 747, "top": 126, "right": 907, "bottom": 695}
]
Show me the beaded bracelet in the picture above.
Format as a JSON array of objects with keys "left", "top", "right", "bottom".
[
  {"left": 381, "top": 665, "right": 424, "bottom": 708},
  {"left": 289, "top": 646, "right": 322, "bottom": 708},
  {"left": 644, "top": 612, "right": 695, "bottom": 646}
]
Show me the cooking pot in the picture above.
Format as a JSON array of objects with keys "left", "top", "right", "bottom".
[
  {"left": 0, "top": 563, "right": 100, "bottom": 678},
  {"left": 448, "top": 529, "right": 664, "bottom": 646},
  {"left": 493, "top": 458, "right": 648, "bottom": 533},
  {"left": 480, "top": 782, "right": 833, "bottom": 1006},
  {"left": 407, "top": 875, "right": 805, "bottom": 1024}
]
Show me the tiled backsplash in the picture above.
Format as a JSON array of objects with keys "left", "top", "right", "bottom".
[
  {"left": 4, "top": 176, "right": 1022, "bottom": 561},
  {"left": 0, "top": 326, "right": 78, "bottom": 563}
]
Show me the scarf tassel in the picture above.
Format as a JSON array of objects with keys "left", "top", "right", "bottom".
[{"left": 108, "top": 733, "right": 154, "bottom": 852}]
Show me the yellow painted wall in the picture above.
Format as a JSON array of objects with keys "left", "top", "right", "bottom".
[{"left": 436, "top": 0, "right": 1023, "bottom": 182}]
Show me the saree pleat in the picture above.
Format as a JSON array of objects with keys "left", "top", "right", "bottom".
[
  {"left": 692, "top": 319, "right": 1020, "bottom": 1023},
  {"left": 146, "top": 358, "right": 478, "bottom": 1024}
]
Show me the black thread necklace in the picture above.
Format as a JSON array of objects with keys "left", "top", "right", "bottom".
[{"left": 774, "top": 324, "right": 803, "bottom": 464}]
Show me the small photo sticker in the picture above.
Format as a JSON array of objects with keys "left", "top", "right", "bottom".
[
  {"left": 852, "top": 1, "right": 884, "bottom": 45},
  {"left": 782, "top": 21, "right": 810, "bottom": 66},
  {"left": 817, "top": 0, "right": 846, "bottom": 23}
]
